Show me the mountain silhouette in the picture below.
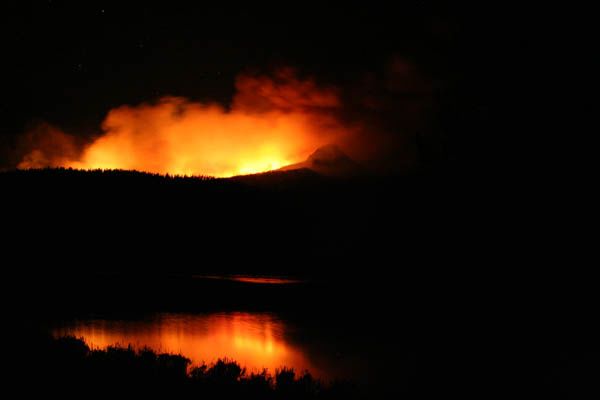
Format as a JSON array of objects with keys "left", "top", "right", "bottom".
[{"left": 280, "top": 144, "right": 363, "bottom": 176}]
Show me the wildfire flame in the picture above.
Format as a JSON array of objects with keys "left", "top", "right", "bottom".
[{"left": 18, "top": 69, "right": 352, "bottom": 177}]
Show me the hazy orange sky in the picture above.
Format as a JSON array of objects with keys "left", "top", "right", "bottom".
[{"left": 18, "top": 69, "right": 356, "bottom": 177}]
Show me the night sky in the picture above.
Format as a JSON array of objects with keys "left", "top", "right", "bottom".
[
  {"left": 2, "top": 6, "right": 588, "bottom": 397},
  {"left": 0, "top": 1, "right": 534, "bottom": 171}
]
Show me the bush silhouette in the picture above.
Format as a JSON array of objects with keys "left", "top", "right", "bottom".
[{"left": 20, "top": 335, "right": 363, "bottom": 399}]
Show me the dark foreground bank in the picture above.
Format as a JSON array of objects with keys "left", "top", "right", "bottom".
[
  {"left": 3, "top": 169, "right": 599, "bottom": 398},
  {"left": 14, "top": 334, "right": 359, "bottom": 400},
  {"left": 6, "top": 330, "right": 600, "bottom": 400}
]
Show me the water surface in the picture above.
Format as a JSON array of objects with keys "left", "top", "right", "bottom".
[{"left": 53, "top": 312, "right": 326, "bottom": 378}]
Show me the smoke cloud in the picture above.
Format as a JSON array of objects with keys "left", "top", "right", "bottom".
[
  {"left": 18, "top": 69, "right": 351, "bottom": 176},
  {"left": 15, "top": 62, "right": 431, "bottom": 176}
]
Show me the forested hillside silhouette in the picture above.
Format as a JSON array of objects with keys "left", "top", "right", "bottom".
[
  {"left": 3, "top": 168, "right": 597, "bottom": 399},
  {"left": 2, "top": 167, "right": 461, "bottom": 277}
]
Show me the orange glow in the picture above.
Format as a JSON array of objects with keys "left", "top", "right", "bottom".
[
  {"left": 19, "top": 69, "right": 352, "bottom": 177},
  {"left": 53, "top": 312, "right": 322, "bottom": 377},
  {"left": 228, "top": 276, "right": 304, "bottom": 284},
  {"left": 195, "top": 275, "right": 305, "bottom": 284}
]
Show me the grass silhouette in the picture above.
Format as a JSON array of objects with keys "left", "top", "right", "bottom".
[{"left": 24, "top": 335, "right": 360, "bottom": 399}]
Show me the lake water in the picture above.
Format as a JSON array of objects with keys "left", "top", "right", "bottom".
[
  {"left": 48, "top": 274, "right": 402, "bottom": 387},
  {"left": 53, "top": 312, "right": 326, "bottom": 378}
]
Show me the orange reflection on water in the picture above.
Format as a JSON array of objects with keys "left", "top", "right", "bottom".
[
  {"left": 231, "top": 276, "right": 303, "bottom": 284},
  {"left": 53, "top": 312, "right": 319, "bottom": 377},
  {"left": 195, "top": 275, "right": 305, "bottom": 284}
]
